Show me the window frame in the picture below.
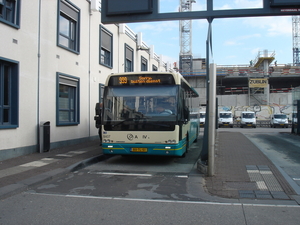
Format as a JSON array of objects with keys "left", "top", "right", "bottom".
[
  {"left": 100, "top": 25, "right": 113, "bottom": 68},
  {"left": 0, "top": 57, "right": 19, "bottom": 129},
  {"left": 56, "top": 72, "right": 80, "bottom": 126},
  {"left": 57, "top": 0, "right": 80, "bottom": 54},
  {"left": 124, "top": 44, "right": 134, "bottom": 72},
  {"left": 141, "top": 56, "right": 148, "bottom": 71},
  {"left": 152, "top": 64, "right": 158, "bottom": 71},
  {"left": 0, "top": 0, "right": 20, "bottom": 28}
]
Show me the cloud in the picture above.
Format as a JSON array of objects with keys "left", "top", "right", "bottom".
[
  {"left": 224, "top": 40, "right": 241, "bottom": 46},
  {"left": 215, "top": 0, "right": 262, "bottom": 9},
  {"left": 243, "top": 16, "right": 292, "bottom": 37},
  {"left": 251, "top": 47, "right": 261, "bottom": 55},
  {"left": 233, "top": 0, "right": 262, "bottom": 8},
  {"left": 214, "top": 0, "right": 263, "bottom": 10},
  {"left": 224, "top": 33, "right": 261, "bottom": 46},
  {"left": 161, "top": 55, "right": 178, "bottom": 64},
  {"left": 130, "top": 21, "right": 178, "bottom": 34}
]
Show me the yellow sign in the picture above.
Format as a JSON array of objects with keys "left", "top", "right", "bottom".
[
  {"left": 249, "top": 78, "right": 268, "bottom": 88},
  {"left": 118, "top": 76, "right": 161, "bottom": 85}
]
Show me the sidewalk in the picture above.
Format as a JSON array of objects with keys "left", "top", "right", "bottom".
[
  {"left": 0, "top": 132, "right": 300, "bottom": 204},
  {"left": 205, "top": 131, "right": 299, "bottom": 203},
  {"left": 0, "top": 139, "right": 103, "bottom": 199}
]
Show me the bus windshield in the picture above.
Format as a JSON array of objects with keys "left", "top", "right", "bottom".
[{"left": 103, "top": 85, "right": 179, "bottom": 131}]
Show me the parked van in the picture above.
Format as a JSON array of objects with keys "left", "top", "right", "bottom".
[
  {"left": 270, "top": 114, "right": 288, "bottom": 128},
  {"left": 218, "top": 111, "right": 233, "bottom": 128},
  {"left": 199, "top": 112, "right": 206, "bottom": 126},
  {"left": 240, "top": 111, "right": 256, "bottom": 128}
]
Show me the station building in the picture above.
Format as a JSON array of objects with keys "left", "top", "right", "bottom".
[{"left": 0, "top": 0, "right": 169, "bottom": 160}]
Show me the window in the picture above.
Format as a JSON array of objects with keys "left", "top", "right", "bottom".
[
  {"left": 0, "top": 58, "right": 19, "bottom": 129},
  {"left": 152, "top": 65, "right": 158, "bottom": 71},
  {"left": 125, "top": 44, "right": 134, "bottom": 72},
  {"left": 141, "top": 56, "right": 148, "bottom": 71},
  {"left": 100, "top": 26, "right": 113, "bottom": 67},
  {"left": 0, "top": 0, "right": 20, "bottom": 27},
  {"left": 57, "top": 73, "right": 79, "bottom": 125},
  {"left": 58, "top": 0, "right": 80, "bottom": 53}
]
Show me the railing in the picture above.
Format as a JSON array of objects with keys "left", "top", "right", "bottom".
[{"left": 179, "top": 64, "right": 300, "bottom": 77}]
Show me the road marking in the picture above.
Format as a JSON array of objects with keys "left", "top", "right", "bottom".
[
  {"left": 88, "top": 172, "right": 189, "bottom": 178},
  {"left": 56, "top": 154, "right": 73, "bottom": 157},
  {"left": 175, "top": 175, "right": 188, "bottom": 178},
  {"left": 28, "top": 192, "right": 300, "bottom": 208},
  {"left": 89, "top": 172, "right": 153, "bottom": 177},
  {"left": 0, "top": 150, "right": 88, "bottom": 179}
]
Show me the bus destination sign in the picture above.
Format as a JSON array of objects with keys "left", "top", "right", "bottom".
[{"left": 108, "top": 74, "right": 175, "bottom": 86}]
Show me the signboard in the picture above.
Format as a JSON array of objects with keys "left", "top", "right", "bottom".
[
  {"left": 249, "top": 78, "right": 268, "bottom": 88},
  {"left": 102, "top": 0, "right": 300, "bottom": 24},
  {"left": 108, "top": 74, "right": 175, "bottom": 86},
  {"left": 106, "top": 0, "right": 153, "bottom": 16},
  {"left": 270, "top": 0, "right": 300, "bottom": 7}
]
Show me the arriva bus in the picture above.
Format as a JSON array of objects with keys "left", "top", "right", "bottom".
[{"left": 101, "top": 71, "right": 199, "bottom": 157}]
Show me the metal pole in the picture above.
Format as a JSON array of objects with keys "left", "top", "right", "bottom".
[
  {"left": 200, "top": 17, "right": 213, "bottom": 163},
  {"left": 208, "top": 63, "right": 216, "bottom": 176}
]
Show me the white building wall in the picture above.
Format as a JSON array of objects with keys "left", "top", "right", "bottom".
[
  {"left": 0, "top": 0, "right": 168, "bottom": 160},
  {"left": 0, "top": 1, "right": 40, "bottom": 150}
]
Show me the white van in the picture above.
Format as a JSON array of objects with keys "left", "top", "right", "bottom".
[
  {"left": 240, "top": 111, "right": 256, "bottom": 128},
  {"left": 270, "top": 114, "right": 288, "bottom": 128},
  {"left": 199, "top": 112, "right": 205, "bottom": 126},
  {"left": 218, "top": 111, "right": 233, "bottom": 128}
]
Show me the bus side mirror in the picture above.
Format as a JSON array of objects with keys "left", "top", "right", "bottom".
[
  {"left": 184, "top": 107, "right": 190, "bottom": 121},
  {"left": 95, "top": 103, "right": 102, "bottom": 116}
]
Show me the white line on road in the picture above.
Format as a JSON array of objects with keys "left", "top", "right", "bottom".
[
  {"left": 89, "top": 172, "right": 153, "bottom": 177},
  {"left": 28, "top": 192, "right": 300, "bottom": 208}
]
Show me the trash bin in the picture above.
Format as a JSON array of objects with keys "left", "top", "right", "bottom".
[{"left": 40, "top": 121, "right": 50, "bottom": 153}]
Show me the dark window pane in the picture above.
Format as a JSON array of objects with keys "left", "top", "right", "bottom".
[
  {"left": 4, "top": 65, "right": 10, "bottom": 105},
  {"left": 3, "top": 109, "right": 9, "bottom": 123}
]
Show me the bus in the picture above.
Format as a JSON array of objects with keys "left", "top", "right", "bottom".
[{"left": 101, "top": 71, "right": 199, "bottom": 157}]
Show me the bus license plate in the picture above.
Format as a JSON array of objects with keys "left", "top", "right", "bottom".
[{"left": 131, "top": 148, "right": 148, "bottom": 152}]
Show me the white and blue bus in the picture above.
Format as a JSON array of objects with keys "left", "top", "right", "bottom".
[{"left": 101, "top": 71, "right": 199, "bottom": 157}]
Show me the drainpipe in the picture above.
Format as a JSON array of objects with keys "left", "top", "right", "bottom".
[
  {"left": 87, "top": 0, "right": 92, "bottom": 137},
  {"left": 37, "top": 0, "right": 42, "bottom": 151}
]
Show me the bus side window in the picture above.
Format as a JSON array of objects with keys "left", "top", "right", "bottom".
[{"left": 184, "top": 106, "right": 190, "bottom": 122}]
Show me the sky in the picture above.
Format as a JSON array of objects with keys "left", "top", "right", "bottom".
[{"left": 126, "top": 0, "right": 295, "bottom": 66}]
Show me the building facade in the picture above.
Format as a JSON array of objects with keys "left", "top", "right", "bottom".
[{"left": 0, "top": 0, "right": 168, "bottom": 160}]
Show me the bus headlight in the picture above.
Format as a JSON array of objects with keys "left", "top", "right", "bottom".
[{"left": 167, "top": 140, "right": 176, "bottom": 143}]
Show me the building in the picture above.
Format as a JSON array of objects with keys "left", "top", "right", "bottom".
[
  {"left": 0, "top": 0, "right": 169, "bottom": 160},
  {"left": 184, "top": 51, "right": 300, "bottom": 121}
]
